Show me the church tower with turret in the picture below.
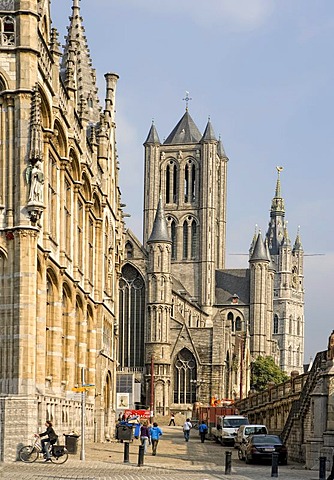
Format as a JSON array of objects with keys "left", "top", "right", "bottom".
[{"left": 143, "top": 108, "right": 228, "bottom": 315}]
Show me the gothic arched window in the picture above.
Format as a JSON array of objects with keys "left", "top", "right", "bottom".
[
  {"left": 235, "top": 316, "right": 242, "bottom": 331},
  {"left": 191, "top": 220, "right": 197, "bottom": 259},
  {"left": 173, "top": 348, "right": 196, "bottom": 404},
  {"left": 183, "top": 221, "right": 188, "bottom": 259},
  {"left": 119, "top": 264, "right": 145, "bottom": 367},
  {"left": 228, "top": 312, "right": 234, "bottom": 332},
  {"left": 184, "top": 159, "right": 196, "bottom": 203},
  {"left": 165, "top": 161, "right": 178, "bottom": 204},
  {"left": 171, "top": 220, "right": 176, "bottom": 260},
  {"left": 273, "top": 314, "right": 279, "bottom": 334},
  {"left": 125, "top": 241, "right": 133, "bottom": 259}
]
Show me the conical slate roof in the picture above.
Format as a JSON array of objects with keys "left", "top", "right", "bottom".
[
  {"left": 201, "top": 119, "right": 217, "bottom": 142},
  {"left": 163, "top": 111, "right": 202, "bottom": 144},
  {"left": 147, "top": 198, "right": 171, "bottom": 244},
  {"left": 144, "top": 122, "right": 161, "bottom": 145},
  {"left": 250, "top": 233, "right": 270, "bottom": 262}
]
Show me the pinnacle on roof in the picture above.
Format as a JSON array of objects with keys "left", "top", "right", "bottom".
[
  {"left": 60, "top": 0, "right": 101, "bottom": 123},
  {"left": 163, "top": 110, "right": 202, "bottom": 145},
  {"left": 282, "top": 221, "right": 291, "bottom": 247},
  {"left": 271, "top": 166, "right": 285, "bottom": 214},
  {"left": 147, "top": 197, "right": 172, "bottom": 244},
  {"left": 266, "top": 167, "right": 286, "bottom": 256},
  {"left": 201, "top": 118, "right": 217, "bottom": 143},
  {"left": 217, "top": 135, "right": 227, "bottom": 158},
  {"left": 293, "top": 227, "right": 303, "bottom": 252},
  {"left": 250, "top": 232, "right": 270, "bottom": 262},
  {"left": 144, "top": 121, "right": 161, "bottom": 145}
]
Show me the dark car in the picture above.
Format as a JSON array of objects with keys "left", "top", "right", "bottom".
[{"left": 243, "top": 434, "right": 287, "bottom": 465}]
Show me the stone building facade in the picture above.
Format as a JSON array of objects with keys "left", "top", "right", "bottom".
[
  {"left": 0, "top": 0, "right": 123, "bottom": 460},
  {"left": 119, "top": 111, "right": 305, "bottom": 415}
]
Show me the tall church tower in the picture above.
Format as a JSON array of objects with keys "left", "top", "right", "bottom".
[
  {"left": 143, "top": 108, "right": 228, "bottom": 313},
  {"left": 145, "top": 198, "right": 172, "bottom": 415},
  {"left": 266, "top": 169, "right": 304, "bottom": 374}
]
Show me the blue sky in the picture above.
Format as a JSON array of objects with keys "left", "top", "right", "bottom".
[{"left": 51, "top": 1, "right": 334, "bottom": 362}]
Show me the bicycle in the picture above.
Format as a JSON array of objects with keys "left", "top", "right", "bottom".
[{"left": 19, "top": 433, "right": 69, "bottom": 464}]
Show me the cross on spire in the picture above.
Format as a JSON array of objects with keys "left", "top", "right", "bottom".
[{"left": 183, "top": 91, "right": 192, "bottom": 111}]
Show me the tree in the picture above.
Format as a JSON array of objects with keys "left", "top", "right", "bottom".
[{"left": 251, "top": 356, "right": 289, "bottom": 391}]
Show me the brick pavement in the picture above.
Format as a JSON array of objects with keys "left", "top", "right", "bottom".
[{"left": 0, "top": 426, "right": 319, "bottom": 480}]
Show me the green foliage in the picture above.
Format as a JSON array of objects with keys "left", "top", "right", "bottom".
[{"left": 251, "top": 356, "right": 289, "bottom": 391}]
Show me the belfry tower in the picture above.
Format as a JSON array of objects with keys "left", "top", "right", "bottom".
[
  {"left": 266, "top": 168, "right": 304, "bottom": 374},
  {"left": 143, "top": 108, "right": 228, "bottom": 314}
]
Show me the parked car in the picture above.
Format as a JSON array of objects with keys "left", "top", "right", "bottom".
[
  {"left": 235, "top": 424, "right": 267, "bottom": 448},
  {"left": 239, "top": 434, "right": 287, "bottom": 465}
]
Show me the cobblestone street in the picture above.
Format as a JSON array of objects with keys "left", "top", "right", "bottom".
[{"left": 0, "top": 427, "right": 321, "bottom": 480}]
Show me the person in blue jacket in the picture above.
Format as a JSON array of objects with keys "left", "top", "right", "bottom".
[
  {"left": 198, "top": 420, "right": 208, "bottom": 443},
  {"left": 150, "top": 422, "right": 163, "bottom": 456}
]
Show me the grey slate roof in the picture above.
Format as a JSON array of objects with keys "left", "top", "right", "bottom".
[
  {"left": 215, "top": 269, "right": 250, "bottom": 305},
  {"left": 201, "top": 120, "right": 217, "bottom": 142},
  {"left": 144, "top": 123, "right": 161, "bottom": 145},
  {"left": 250, "top": 233, "right": 270, "bottom": 262},
  {"left": 147, "top": 198, "right": 171, "bottom": 244},
  {"left": 163, "top": 111, "right": 202, "bottom": 145}
]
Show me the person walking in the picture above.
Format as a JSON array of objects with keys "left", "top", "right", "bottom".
[
  {"left": 168, "top": 413, "right": 176, "bottom": 426},
  {"left": 39, "top": 420, "right": 58, "bottom": 462},
  {"left": 150, "top": 422, "right": 163, "bottom": 456},
  {"left": 140, "top": 420, "right": 150, "bottom": 454},
  {"left": 198, "top": 420, "right": 208, "bottom": 443},
  {"left": 183, "top": 418, "right": 192, "bottom": 442}
]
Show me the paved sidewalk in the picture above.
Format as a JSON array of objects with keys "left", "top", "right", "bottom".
[{"left": 0, "top": 426, "right": 320, "bottom": 480}]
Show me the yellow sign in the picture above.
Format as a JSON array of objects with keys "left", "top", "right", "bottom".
[{"left": 71, "top": 385, "right": 95, "bottom": 392}]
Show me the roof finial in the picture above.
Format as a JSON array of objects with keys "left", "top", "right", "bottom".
[
  {"left": 275, "top": 166, "right": 283, "bottom": 197},
  {"left": 182, "top": 91, "right": 192, "bottom": 111}
]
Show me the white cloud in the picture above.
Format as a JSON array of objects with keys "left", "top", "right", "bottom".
[{"left": 117, "top": 0, "right": 276, "bottom": 31}]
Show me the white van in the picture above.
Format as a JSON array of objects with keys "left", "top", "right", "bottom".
[{"left": 235, "top": 424, "right": 268, "bottom": 448}]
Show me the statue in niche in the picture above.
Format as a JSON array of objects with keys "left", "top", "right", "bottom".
[{"left": 26, "top": 160, "right": 44, "bottom": 203}]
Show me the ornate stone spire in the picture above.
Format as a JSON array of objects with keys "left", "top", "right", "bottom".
[
  {"left": 266, "top": 167, "right": 286, "bottom": 255},
  {"left": 60, "top": 0, "right": 101, "bottom": 123}
]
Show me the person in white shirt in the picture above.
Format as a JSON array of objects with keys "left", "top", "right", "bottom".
[{"left": 183, "top": 418, "right": 192, "bottom": 442}]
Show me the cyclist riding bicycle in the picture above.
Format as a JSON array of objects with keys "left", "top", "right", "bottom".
[{"left": 39, "top": 420, "right": 58, "bottom": 462}]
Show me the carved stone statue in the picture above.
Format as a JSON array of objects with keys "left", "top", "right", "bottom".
[
  {"left": 27, "top": 160, "right": 44, "bottom": 203},
  {"left": 328, "top": 330, "right": 334, "bottom": 360}
]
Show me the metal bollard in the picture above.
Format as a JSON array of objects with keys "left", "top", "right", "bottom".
[
  {"left": 138, "top": 444, "right": 145, "bottom": 467},
  {"left": 319, "top": 456, "right": 326, "bottom": 480},
  {"left": 123, "top": 441, "right": 130, "bottom": 463},
  {"left": 225, "top": 450, "right": 232, "bottom": 475},
  {"left": 271, "top": 452, "right": 279, "bottom": 478}
]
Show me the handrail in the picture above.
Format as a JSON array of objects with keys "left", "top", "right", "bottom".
[{"left": 280, "top": 350, "right": 327, "bottom": 443}]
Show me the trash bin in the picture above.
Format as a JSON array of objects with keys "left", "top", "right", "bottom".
[
  {"left": 117, "top": 425, "right": 133, "bottom": 441},
  {"left": 64, "top": 434, "right": 80, "bottom": 454}
]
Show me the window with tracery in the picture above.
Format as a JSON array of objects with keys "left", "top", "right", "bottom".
[
  {"left": 173, "top": 348, "right": 196, "bottom": 404},
  {"left": 0, "top": 16, "right": 15, "bottom": 46},
  {"left": 119, "top": 264, "right": 145, "bottom": 367}
]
